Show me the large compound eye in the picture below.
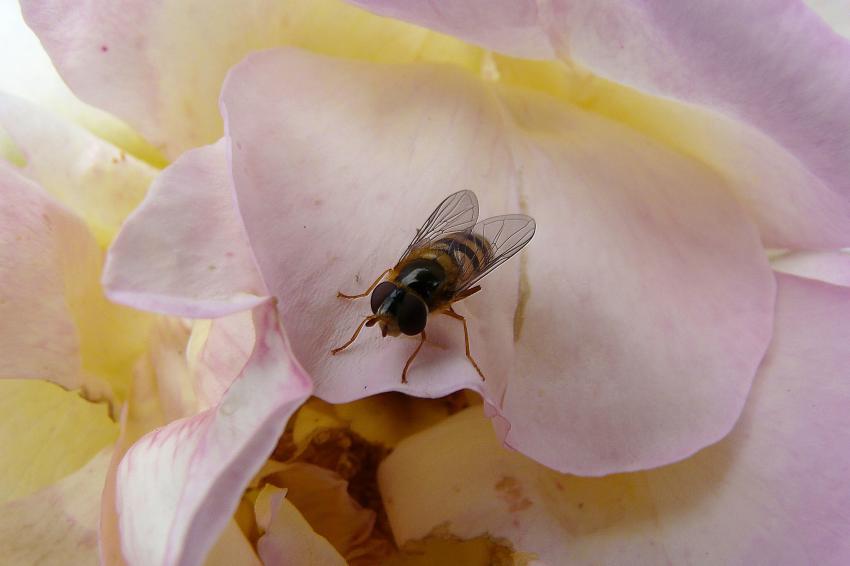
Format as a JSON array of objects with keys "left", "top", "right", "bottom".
[
  {"left": 370, "top": 281, "right": 396, "bottom": 314},
  {"left": 397, "top": 293, "right": 427, "bottom": 336}
]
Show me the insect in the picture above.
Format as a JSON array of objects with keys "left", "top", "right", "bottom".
[{"left": 331, "top": 190, "right": 535, "bottom": 383}]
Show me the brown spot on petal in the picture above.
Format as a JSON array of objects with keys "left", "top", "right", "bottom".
[
  {"left": 495, "top": 476, "right": 533, "bottom": 513},
  {"left": 387, "top": 524, "right": 535, "bottom": 566},
  {"left": 513, "top": 253, "right": 531, "bottom": 342}
]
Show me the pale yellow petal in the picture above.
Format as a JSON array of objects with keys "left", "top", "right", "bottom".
[
  {"left": 0, "top": 448, "right": 112, "bottom": 566},
  {"left": 0, "top": 381, "right": 116, "bottom": 503},
  {"left": 255, "top": 484, "right": 347, "bottom": 566}
]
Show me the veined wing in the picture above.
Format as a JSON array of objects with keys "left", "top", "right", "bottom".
[
  {"left": 399, "top": 190, "right": 479, "bottom": 262},
  {"left": 454, "top": 214, "right": 536, "bottom": 292}
]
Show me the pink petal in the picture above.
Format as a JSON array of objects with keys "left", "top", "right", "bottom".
[
  {"left": 103, "top": 140, "right": 266, "bottom": 318},
  {"left": 18, "top": 0, "right": 258, "bottom": 158},
  {"left": 221, "top": 49, "right": 774, "bottom": 474},
  {"left": 187, "top": 311, "right": 255, "bottom": 411},
  {"left": 115, "top": 301, "right": 312, "bottom": 566},
  {"left": 101, "top": 319, "right": 191, "bottom": 566},
  {"left": 805, "top": 0, "right": 850, "bottom": 38},
  {"left": 19, "top": 0, "right": 481, "bottom": 159},
  {"left": 0, "top": 93, "right": 154, "bottom": 245},
  {"left": 772, "top": 251, "right": 850, "bottom": 287},
  {"left": 255, "top": 485, "right": 347, "bottom": 566},
  {"left": 0, "top": 449, "right": 112, "bottom": 565},
  {"left": 349, "top": 0, "right": 850, "bottom": 248},
  {"left": 381, "top": 274, "right": 850, "bottom": 563},
  {"left": 0, "top": 164, "right": 92, "bottom": 388}
]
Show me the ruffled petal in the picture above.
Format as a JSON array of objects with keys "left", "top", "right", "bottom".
[
  {"left": 349, "top": 0, "right": 850, "bottom": 248},
  {"left": 20, "top": 0, "right": 478, "bottom": 158},
  {"left": 772, "top": 251, "right": 850, "bottom": 287},
  {"left": 0, "top": 449, "right": 112, "bottom": 565},
  {"left": 0, "top": 93, "right": 155, "bottom": 246},
  {"left": 221, "top": 48, "right": 774, "bottom": 474},
  {"left": 255, "top": 485, "right": 346, "bottom": 566},
  {"left": 115, "top": 301, "right": 312, "bottom": 566},
  {"left": 379, "top": 274, "right": 850, "bottom": 563},
  {"left": 103, "top": 140, "right": 266, "bottom": 318}
]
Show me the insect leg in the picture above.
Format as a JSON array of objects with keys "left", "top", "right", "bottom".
[
  {"left": 444, "top": 307, "right": 485, "bottom": 381},
  {"left": 331, "top": 315, "right": 378, "bottom": 354},
  {"left": 401, "top": 331, "right": 427, "bottom": 384},
  {"left": 337, "top": 268, "right": 392, "bottom": 299}
]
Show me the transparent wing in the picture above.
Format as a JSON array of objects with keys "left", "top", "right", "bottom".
[
  {"left": 400, "top": 190, "right": 479, "bottom": 262},
  {"left": 454, "top": 214, "right": 536, "bottom": 292}
]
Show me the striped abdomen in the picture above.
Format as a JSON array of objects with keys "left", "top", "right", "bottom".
[{"left": 431, "top": 232, "right": 492, "bottom": 289}]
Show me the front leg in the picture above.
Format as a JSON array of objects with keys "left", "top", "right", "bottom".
[{"left": 337, "top": 268, "right": 391, "bottom": 299}]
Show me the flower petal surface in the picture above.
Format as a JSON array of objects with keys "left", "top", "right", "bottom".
[
  {"left": 772, "top": 251, "right": 850, "bottom": 287},
  {"left": 0, "top": 381, "right": 116, "bottom": 503},
  {"left": 221, "top": 49, "right": 774, "bottom": 474},
  {"left": 187, "top": 311, "right": 256, "bottom": 411},
  {"left": 0, "top": 1, "right": 161, "bottom": 165},
  {"left": 255, "top": 485, "right": 347, "bottom": 566},
  {"left": 100, "top": 317, "right": 197, "bottom": 566},
  {"left": 0, "top": 449, "right": 112, "bottom": 566},
  {"left": 1, "top": 164, "right": 95, "bottom": 388},
  {"left": 349, "top": 0, "right": 850, "bottom": 248},
  {"left": 379, "top": 274, "right": 850, "bottom": 564},
  {"left": 115, "top": 301, "right": 312, "bottom": 566},
  {"left": 104, "top": 140, "right": 266, "bottom": 318},
  {"left": 805, "top": 0, "right": 850, "bottom": 38},
  {"left": 20, "top": 0, "right": 478, "bottom": 158},
  {"left": 1, "top": 163, "right": 152, "bottom": 401},
  {"left": 0, "top": 93, "right": 154, "bottom": 246}
]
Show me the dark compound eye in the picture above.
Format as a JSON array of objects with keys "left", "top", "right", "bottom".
[
  {"left": 397, "top": 293, "right": 427, "bottom": 336},
  {"left": 370, "top": 281, "right": 397, "bottom": 314}
]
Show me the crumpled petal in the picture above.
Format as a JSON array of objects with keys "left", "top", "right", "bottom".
[
  {"left": 379, "top": 274, "right": 850, "bottom": 564},
  {"left": 0, "top": 93, "right": 154, "bottom": 246},
  {"left": 255, "top": 485, "right": 346, "bottom": 566},
  {"left": 349, "top": 0, "right": 850, "bottom": 248},
  {"left": 221, "top": 48, "right": 774, "bottom": 474},
  {"left": 0, "top": 380, "right": 116, "bottom": 503},
  {"left": 0, "top": 448, "right": 112, "bottom": 565},
  {"left": 20, "top": 0, "right": 477, "bottom": 158},
  {"left": 115, "top": 301, "right": 312, "bottom": 566},
  {"left": 772, "top": 251, "right": 850, "bottom": 287},
  {"left": 104, "top": 140, "right": 266, "bottom": 318}
]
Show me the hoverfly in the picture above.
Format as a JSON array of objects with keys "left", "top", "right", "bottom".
[{"left": 331, "top": 190, "right": 535, "bottom": 383}]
